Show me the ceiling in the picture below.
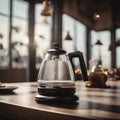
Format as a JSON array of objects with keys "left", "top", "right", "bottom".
[
  {"left": 63, "top": 0, "right": 120, "bottom": 31},
  {"left": 25, "top": 0, "right": 120, "bottom": 31}
]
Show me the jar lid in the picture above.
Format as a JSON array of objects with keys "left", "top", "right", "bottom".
[{"left": 92, "top": 64, "right": 103, "bottom": 72}]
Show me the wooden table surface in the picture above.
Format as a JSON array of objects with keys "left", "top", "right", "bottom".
[{"left": 0, "top": 81, "right": 120, "bottom": 120}]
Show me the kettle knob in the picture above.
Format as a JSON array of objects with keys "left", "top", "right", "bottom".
[
  {"left": 52, "top": 43, "right": 59, "bottom": 49},
  {"left": 48, "top": 43, "right": 66, "bottom": 55}
]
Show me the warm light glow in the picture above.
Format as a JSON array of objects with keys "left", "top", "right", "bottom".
[
  {"left": 41, "top": 0, "right": 53, "bottom": 16},
  {"left": 94, "top": 13, "right": 100, "bottom": 20}
]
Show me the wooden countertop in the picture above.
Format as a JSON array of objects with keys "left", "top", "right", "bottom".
[{"left": 0, "top": 81, "right": 120, "bottom": 120}]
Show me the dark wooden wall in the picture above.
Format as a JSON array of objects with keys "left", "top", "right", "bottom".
[{"left": 0, "top": 69, "right": 27, "bottom": 83}]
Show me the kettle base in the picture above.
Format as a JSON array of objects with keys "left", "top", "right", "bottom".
[
  {"left": 37, "top": 87, "right": 76, "bottom": 97},
  {"left": 35, "top": 94, "right": 79, "bottom": 104}
]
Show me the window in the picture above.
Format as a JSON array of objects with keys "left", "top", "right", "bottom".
[
  {"left": 0, "top": 0, "right": 29, "bottom": 68},
  {"left": 62, "top": 14, "right": 86, "bottom": 55},
  {"left": 62, "top": 14, "right": 87, "bottom": 69},
  {"left": 0, "top": 0, "right": 9, "bottom": 14},
  {"left": 0, "top": 0, "right": 9, "bottom": 68},
  {"left": 11, "top": 0, "right": 28, "bottom": 68},
  {"left": 62, "top": 14, "right": 74, "bottom": 52},
  {"left": 91, "top": 31, "right": 111, "bottom": 68},
  {"left": 116, "top": 28, "right": 120, "bottom": 67},
  {"left": 35, "top": 4, "right": 52, "bottom": 69},
  {"left": 76, "top": 21, "right": 86, "bottom": 59},
  {"left": 0, "top": 0, "right": 52, "bottom": 69}
]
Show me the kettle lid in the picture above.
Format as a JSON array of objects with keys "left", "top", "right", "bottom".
[{"left": 47, "top": 43, "right": 66, "bottom": 55}]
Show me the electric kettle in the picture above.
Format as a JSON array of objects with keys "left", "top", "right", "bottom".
[{"left": 37, "top": 43, "right": 88, "bottom": 98}]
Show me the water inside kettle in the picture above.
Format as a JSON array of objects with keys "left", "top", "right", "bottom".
[{"left": 38, "top": 60, "right": 74, "bottom": 80}]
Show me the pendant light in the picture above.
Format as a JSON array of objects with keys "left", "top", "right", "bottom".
[
  {"left": 93, "top": 1, "right": 100, "bottom": 21},
  {"left": 94, "top": 39, "right": 103, "bottom": 65},
  {"left": 116, "top": 39, "right": 120, "bottom": 47},
  {"left": 95, "top": 40, "right": 103, "bottom": 46},
  {"left": 41, "top": 0, "right": 53, "bottom": 16},
  {"left": 64, "top": 31, "right": 72, "bottom": 40}
]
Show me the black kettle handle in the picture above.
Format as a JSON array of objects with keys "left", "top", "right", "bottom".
[{"left": 68, "top": 51, "right": 88, "bottom": 81}]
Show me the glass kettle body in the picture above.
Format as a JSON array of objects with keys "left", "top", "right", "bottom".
[{"left": 37, "top": 43, "right": 88, "bottom": 97}]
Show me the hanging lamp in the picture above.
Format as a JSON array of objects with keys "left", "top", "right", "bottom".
[
  {"left": 94, "top": 39, "right": 103, "bottom": 65},
  {"left": 95, "top": 40, "right": 103, "bottom": 46},
  {"left": 41, "top": 0, "right": 53, "bottom": 16},
  {"left": 64, "top": 31, "right": 72, "bottom": 40}
]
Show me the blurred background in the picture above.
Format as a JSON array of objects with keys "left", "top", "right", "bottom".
[{"left": 0, "top": 0, "right": 120, "bottom": 82}]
